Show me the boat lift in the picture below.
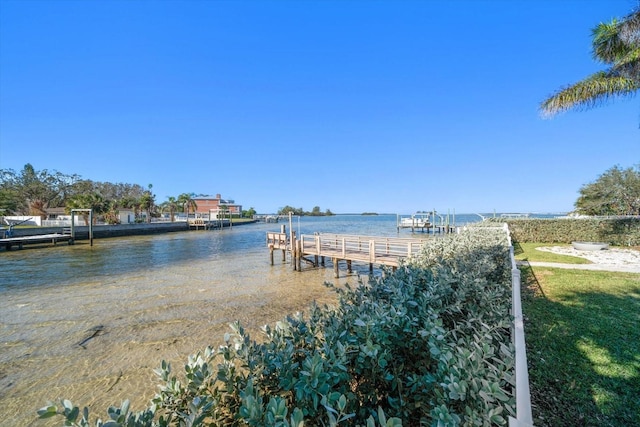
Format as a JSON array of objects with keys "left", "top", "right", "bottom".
[{"left": 396, "top": 210, "right": 457, "bottom": 233}]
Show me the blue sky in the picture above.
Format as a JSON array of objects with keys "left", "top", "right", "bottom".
[{"left": 1, "top": 0, "right": 638, "bottom": 214}]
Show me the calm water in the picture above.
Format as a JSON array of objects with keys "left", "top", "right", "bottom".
[{"left": 0, "top": 213, "right": 549, "bottom": 425}]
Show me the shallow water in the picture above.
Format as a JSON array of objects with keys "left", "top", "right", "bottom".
[
  {"left": 1, "top": 216, "right": 426, "bottom": 426},
  {"left": 0, "top": 214, "right": 499, "bottom": 426}
]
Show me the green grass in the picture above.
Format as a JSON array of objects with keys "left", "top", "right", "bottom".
[
  {"left": 521, "top": 265, "right": 640, "bottom": 426},
  {"left": 514, "top": 242, "right": 591, "bottom": 264}
]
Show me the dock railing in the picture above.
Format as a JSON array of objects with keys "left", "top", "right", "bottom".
[
  {"left": 266, "top": 231, "right": 290, "bottom": 250},
  {"left": 266, "top": 231, "right": 293, "bottom": 266},
  {"left": 298, "top": 233, "right": 427, "bottom": 266}
]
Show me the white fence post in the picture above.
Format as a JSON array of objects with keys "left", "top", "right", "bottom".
[{"left": 508, "top": 229, "right": 534, "bottom": 427}]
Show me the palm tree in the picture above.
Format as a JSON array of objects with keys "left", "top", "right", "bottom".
[
  {"left": 177, "top": 193, "right": 198, "bottom": 220},
  {"left": 119, "top": 195, "right": 141, "bottom": 222},
  {"left": 66, "top": 192, "right": 108, "bottom": 225},
  {"left": 138, "top": 184, "right": 156, "bottom": 223},
  {"left": 138, "top": 193, "right": 154, "bottom": 223},
  {"left": 159, "top": 196, "right": 180, "bottom": 222},
  {"left": 540, "top": 8, "right": 639, "bottom": 117}
]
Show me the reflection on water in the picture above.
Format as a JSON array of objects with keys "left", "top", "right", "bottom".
[
  {"left": 1, "top": 216, "right": 421, "bottom": 426},
  {"left": 1, "top": 229, "right": 251, "bottom": 292}
]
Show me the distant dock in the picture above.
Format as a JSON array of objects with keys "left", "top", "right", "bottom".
[
  {"left": 396, "top": 212, "right": 457, "bottom": 233},
  {"left": 188, "top": 218, "right": 228, "bottom": 230},
  {"left": 254, "top": 214, "right": 281, "bottom": 223},
  {"left": 0, "top": 232, "right": 74, "bottom": 251}
]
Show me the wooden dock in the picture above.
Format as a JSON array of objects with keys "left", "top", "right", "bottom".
[
  {"left": 188, "top": 218, "right": 229, "bottom": 230},
  {"left": 255, "top": 215, "right": 281, "bottom": 223},
  {"left": 0, "top": 233, "right": 74, "bottom": 251},
  {"left": 267, "top": 231, "right": 428, "bottom": 277},
  {"left": 188, "top": 218, "right": 210, "bottom": 230}
]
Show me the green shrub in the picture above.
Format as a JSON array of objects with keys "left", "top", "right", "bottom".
[
  {"left": 38, "top": 228, "right": 516, "bottom": 426},
  {"left": 487, "top": 217, "right": 640, "bottom": 246}
]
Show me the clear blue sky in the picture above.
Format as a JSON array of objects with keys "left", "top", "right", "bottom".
[{"left": 1, "top": 0, "right": 638, "bottom": 214}]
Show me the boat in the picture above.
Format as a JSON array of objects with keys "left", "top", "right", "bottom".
[
  {"left": 572, "top": 241, "right": 609, "bottom": 251},
  {"left": 397, "top": 213, "right": 432, "bottom": 229}
]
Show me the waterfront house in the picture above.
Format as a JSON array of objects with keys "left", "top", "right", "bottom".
[
  {"left": 117, "top": 209, "right": 137, "bottom": 224},
  {"left": 193, "top": 194, "right": 242, "bottom": 219}
]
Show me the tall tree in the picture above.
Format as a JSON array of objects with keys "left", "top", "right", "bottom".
[
  {"left": 540, "top": 8, "right": 640, "bottom": 117},
  {"left": 242, "top": 207, "right": 257, "bottom": 218},
  {"left": 102, "top": 200, "right": 121, "bottom": 225},
  {"left": 575, "top": 164, "right": 640, "bottom": 215},
  {"left": 93, "top": 182, "right": 147, "bottom": 203},
  {"left": 159, "top": 196, "right": 180, "bottom": 222},
  {"left": 0, "top": 164, "right": 80, "bottom": 217},
  {"left": 66, "top": 192, "right": 109, "bottom": 225},
  {"left": 278, "top": 205, "right": 304, "bottom": 216},
  {"left": 0, "top": 186, "right": 20, "bottom": 215},
  {"left": 178, "top": 193, "right": 198, "bottom": 218},
  {"left": 138, "top": 184, "right": 156, "bottom": 223}
]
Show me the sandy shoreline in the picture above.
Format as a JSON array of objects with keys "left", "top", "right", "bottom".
[{"left": 531, "top": 246, "right": 640, "bottom": 273}]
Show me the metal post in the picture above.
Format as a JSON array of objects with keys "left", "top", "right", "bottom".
[
  {"left": 89, "top": 210, "right": 93, "bottom": 246},
  {"left": 289, "top": 212, "right": 294, "bottom": 267},
  {"left": 70, "top": 212, "right": 76, "bottom": 243}
]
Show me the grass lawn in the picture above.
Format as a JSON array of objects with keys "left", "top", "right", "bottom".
[
  {"left": 514, "top": 242, "right": 591, "bottom": 264},
  {"left": 521, "top": 265, "right": 640, "bottom": 426}
]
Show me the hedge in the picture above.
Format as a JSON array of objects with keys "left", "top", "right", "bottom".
[{"left": 486, "top": 217, "right": 640, "bottom": 246}]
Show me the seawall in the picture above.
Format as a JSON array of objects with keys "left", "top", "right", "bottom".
[
  {"left": 7, "top": 220, "right": 258, "bottom": 240},
  {"left": 9, "top": 222, "right": 189, "bottom": 240}
]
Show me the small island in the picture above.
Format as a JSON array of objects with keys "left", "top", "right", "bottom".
[{"left": 277, "top": 205, "right": 334, "bottom": 216}]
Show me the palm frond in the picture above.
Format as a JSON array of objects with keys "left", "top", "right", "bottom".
[
  {"left": 541, "top": 8, "right": 640, "bottom": 118},
  {"left": 540, "top": 72, "right": 639, "bottom": 117},
  {"left": 592, "top": 19, "right": 624, "bottom": 64},
  {"left": 610, "top": 46, "right": 640, "bottom": 81}
]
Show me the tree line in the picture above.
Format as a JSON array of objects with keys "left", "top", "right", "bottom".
[
  {"left": 0, "top": 164, "right": 257, "bottom": 224},
  {"left": 277, "top": 205, "right": 334, "bottom": 216},
  {"left": 1, "top": 163, "right": 638, "bottom": 221}
]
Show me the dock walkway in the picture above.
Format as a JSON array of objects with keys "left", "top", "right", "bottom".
[
  {"left": 0, "top": 233, "right": 74, "bottom": 251},
  {"left": 267, "top": 231, "right": 428, "bottom": 277}
]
